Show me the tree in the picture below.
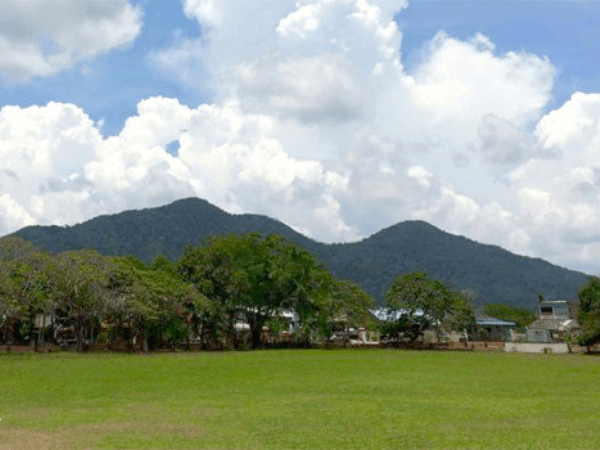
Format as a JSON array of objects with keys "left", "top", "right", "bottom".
[
  {"left": 317, "top": 279, "right": 376, "bottom": 345},
  {"left": 179, "top": 236, "right": 245, "bottom": 349},
  {"left": 11, "top": 250, "right": 55, "bottom": 350},
  {"left": 379, "top": 313, "right": 430, "bottom": 346},
  {"left": 274, "top": 240, "right": 335, "bottom": 346},
  {"left": 179, "top": 233, "right": 335, "bottom": 349},
  {"left": 46, "top": 250, "right": 114, "bottom": 351},
  {"left": 577, "top": 276, "right": 600, "bottom": 348},
  {"left": 0, "top": 237, "right": 54, "bottom": 349},
  {"left": 445, "top": 293, "right": 477, "bottom": 340},
  {"left": 0, "top": 236, "right": 38, "bottom": 261},
  {"left": 384, "top": 272, "right": 475, "bottom": 343},
  {"left": 483, "top": 303, "right": 536, "bottom": 331},
  {"left": 108, "top": 255, "right": 209, "bottom": 352},
  {"left": 0, "top": 266, "right": 23, "bottom": 348}
]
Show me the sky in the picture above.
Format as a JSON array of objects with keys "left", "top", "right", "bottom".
[{"left": 1, "top": 0, "right": 600, "bottom": 275}]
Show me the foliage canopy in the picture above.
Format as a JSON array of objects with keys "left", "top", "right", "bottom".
[
  {"left": 382, "top": 271, "right": 475, "bottom": 344},
  {"left": 0, "top": 233, "right": 375, "bottom": 351},
  {"left": 577, "top": 276, "right": 600, "bottom": 347}
]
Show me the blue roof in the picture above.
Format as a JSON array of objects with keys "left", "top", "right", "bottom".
[{"left": 477, "top": 317, "right": 516, "bottom": 327}]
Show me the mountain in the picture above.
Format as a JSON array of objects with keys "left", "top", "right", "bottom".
[
  {"left": 13, "top": 198, "right": 320, "bottom": 262},
  {"left": 12, "top": 197, "right": 590, "bottom": 308}
]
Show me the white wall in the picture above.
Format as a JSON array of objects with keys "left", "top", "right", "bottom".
[{"left": 505, "top": 342, "right": 569, "bottom": 354}]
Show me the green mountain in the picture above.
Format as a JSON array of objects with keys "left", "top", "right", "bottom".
[{"left": 11, "top": 197, "right": 589, "bottom": 307}]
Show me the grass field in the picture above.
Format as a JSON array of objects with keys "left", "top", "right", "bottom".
[{"left": 1, "top": 349, "right": 599, "bottom": 450}]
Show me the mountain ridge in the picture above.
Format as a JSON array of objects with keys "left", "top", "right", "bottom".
[{"left": 11, "top": 197, "right": 589, "bottom": 308}]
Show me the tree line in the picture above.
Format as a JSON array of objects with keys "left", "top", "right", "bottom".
[
  {"left": 576, "top": 276, "right": 600, "bottom": 348},
  {"left": 0, "top": 232, "right": 482, "bottom": 352}
]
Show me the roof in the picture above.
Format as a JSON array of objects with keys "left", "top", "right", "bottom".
[
  {"left": 476, "top": 317, "right": 516, "bottom": 327},
  {"left": 527, "top": 318, "right": 580, "bottom": 331},
  {"left": 528, "top": 318, "right": 563, "bottom": 330},
  {"left": 539, "top": 300, "right": 569, "bottom": 305}
]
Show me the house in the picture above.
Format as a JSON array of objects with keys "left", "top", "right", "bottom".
[
  {"left": 526, "top": 300, "right": 581, "bottom": 343},
  {"left": 474, "top": 317, "right": 516, "bottom": 341}
]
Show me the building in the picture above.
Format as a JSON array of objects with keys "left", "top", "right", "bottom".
[
  {"left": 526, "top": 300, "right": 581, "bottom": 343},
  {"left": 474, "top": 317, "right": 516, "bottom": 341}
]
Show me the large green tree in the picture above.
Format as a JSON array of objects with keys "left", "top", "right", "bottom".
[
  {"left": 577, "top": 276, "right": 600, "bottom": 348},
  {"left": 46, "top": 250, "right": 115, "bottom": 351},
  {"left": 0, "top": 264, "right": 23, "bottom": 348},
  {"left": 178, "top": 233, "right": 335, "bottom": 349},
  {"left": 107, "top": 255, "right": 209, "bottom": 351},
  {"left": 11, "top": 251, "right": 54, "bottom": 350},
  {"left": 0, "top": 237, "right": 53, "bottom": 349},
  {"left": 384, "top": 272, "right": 475, "bottom": 343}
]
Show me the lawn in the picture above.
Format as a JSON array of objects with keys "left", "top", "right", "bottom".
[{"left": 1, "top": 349, "right": 599, "bottom": 450}]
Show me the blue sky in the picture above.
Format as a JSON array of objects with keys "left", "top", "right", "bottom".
[
  {"left": 1, "top": 0, "right": 600, "bottom": 275},
  {"left": 401, "top": 1, "right": 600, "bottom": 111}
]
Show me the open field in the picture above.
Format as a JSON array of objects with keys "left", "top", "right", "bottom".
[{"left": 1, "top": 350, "right": 599, "bottom": 450}]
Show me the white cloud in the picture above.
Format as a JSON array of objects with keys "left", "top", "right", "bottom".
[
  {"left": 235, "top": 53, "right": 366, "bottom": 123},
  {"left": 476, "top": 115, "right": 560, "bottom": 166},
  {"left": 407, "top": 166, "right": 433, "bottom": 189},
  {"left": 0, "top": 0, "right": 142, "bottom": 82},
  {"left": 183, "top": 0, "right": 224, "bottom": 27},
  {"left": 148, "top": 38, "right": 211, "bottom": 93},
  {"left": 276, "top": 2, "right": 322, "bottom": 39},
  {"left": 411, "top": 32, "right": 555, "bottom": 143},
  {"left": 0, "top": 194, "right": 35, "bottom": 233},
  {"left": 534, "top": 92, "right": 600, "bottom": 160},
  {"left": 4, "top": 0, "right": 600, "bottom": 274},
  {"left": 0, "top": 98, "right": 357, "bottom": 243}
]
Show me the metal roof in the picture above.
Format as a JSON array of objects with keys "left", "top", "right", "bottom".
[{"left": 476, "top": 317, "right": 516, "bottom": 327}]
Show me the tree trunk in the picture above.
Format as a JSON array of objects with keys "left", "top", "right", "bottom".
[
  {"left": 76, "top": 319, "right": 84, "bottom": 352},
  {"left": 200, "top": 320, "right": 207, "bottom": 350},
  {"left": 227, "top": 314, "right": 236, "bottom": 350},
  {"left": 40, "top": 321, "right": 45, "bottom": 351},
  {"left": 251, "top": 326, "right": 262, "bottom": 349},
  {"left": 7, "top": 320, "right": 13, "bottom": 353},
  {"left": 143, "top": 331, "right": 149, "bottom": 353},
  {"left": 36, "top": 315, "right": 47, "bottom": 351},
  {"left": 250, "top": 315, "right": 266, "bottom": 349}
]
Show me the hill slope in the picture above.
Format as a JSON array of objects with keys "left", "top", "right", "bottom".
[{"left": 12, "top": 197, "right": 589, "bottom": 307}]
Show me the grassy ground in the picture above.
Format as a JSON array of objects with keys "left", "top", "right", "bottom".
[{"left": 1, "top": 349, "right": 599, "bottom": 450}]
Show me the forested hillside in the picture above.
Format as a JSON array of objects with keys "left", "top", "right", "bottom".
[
  {"left": 15, "top": 198, "right": 320, "bottom": 262},
  {"left": 13, "top": 197, "right": 590, "bottom": 307}
]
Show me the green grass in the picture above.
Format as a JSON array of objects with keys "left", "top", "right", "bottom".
[{"left": 1, "top": 349, "right": 599, "bottom": 449}]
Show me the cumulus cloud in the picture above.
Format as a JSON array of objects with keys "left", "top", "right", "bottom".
[
  {"left": 0, "top": 98, "right": 357, "bottom": 242},
  {"left": 476, "top": 115, "right": 561, "bottom": 166},
  {"left": 0, "top": 0, "right": 142, "bottom": 82},
  {"left": 235, "top": 53, "right": 366, "bottom": 123},
  {"left": 411, "top": 32, "right": 555, "bottom": 143},
  {"left": 3, "top": 0, "right": 600, "bottom": 274}
]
